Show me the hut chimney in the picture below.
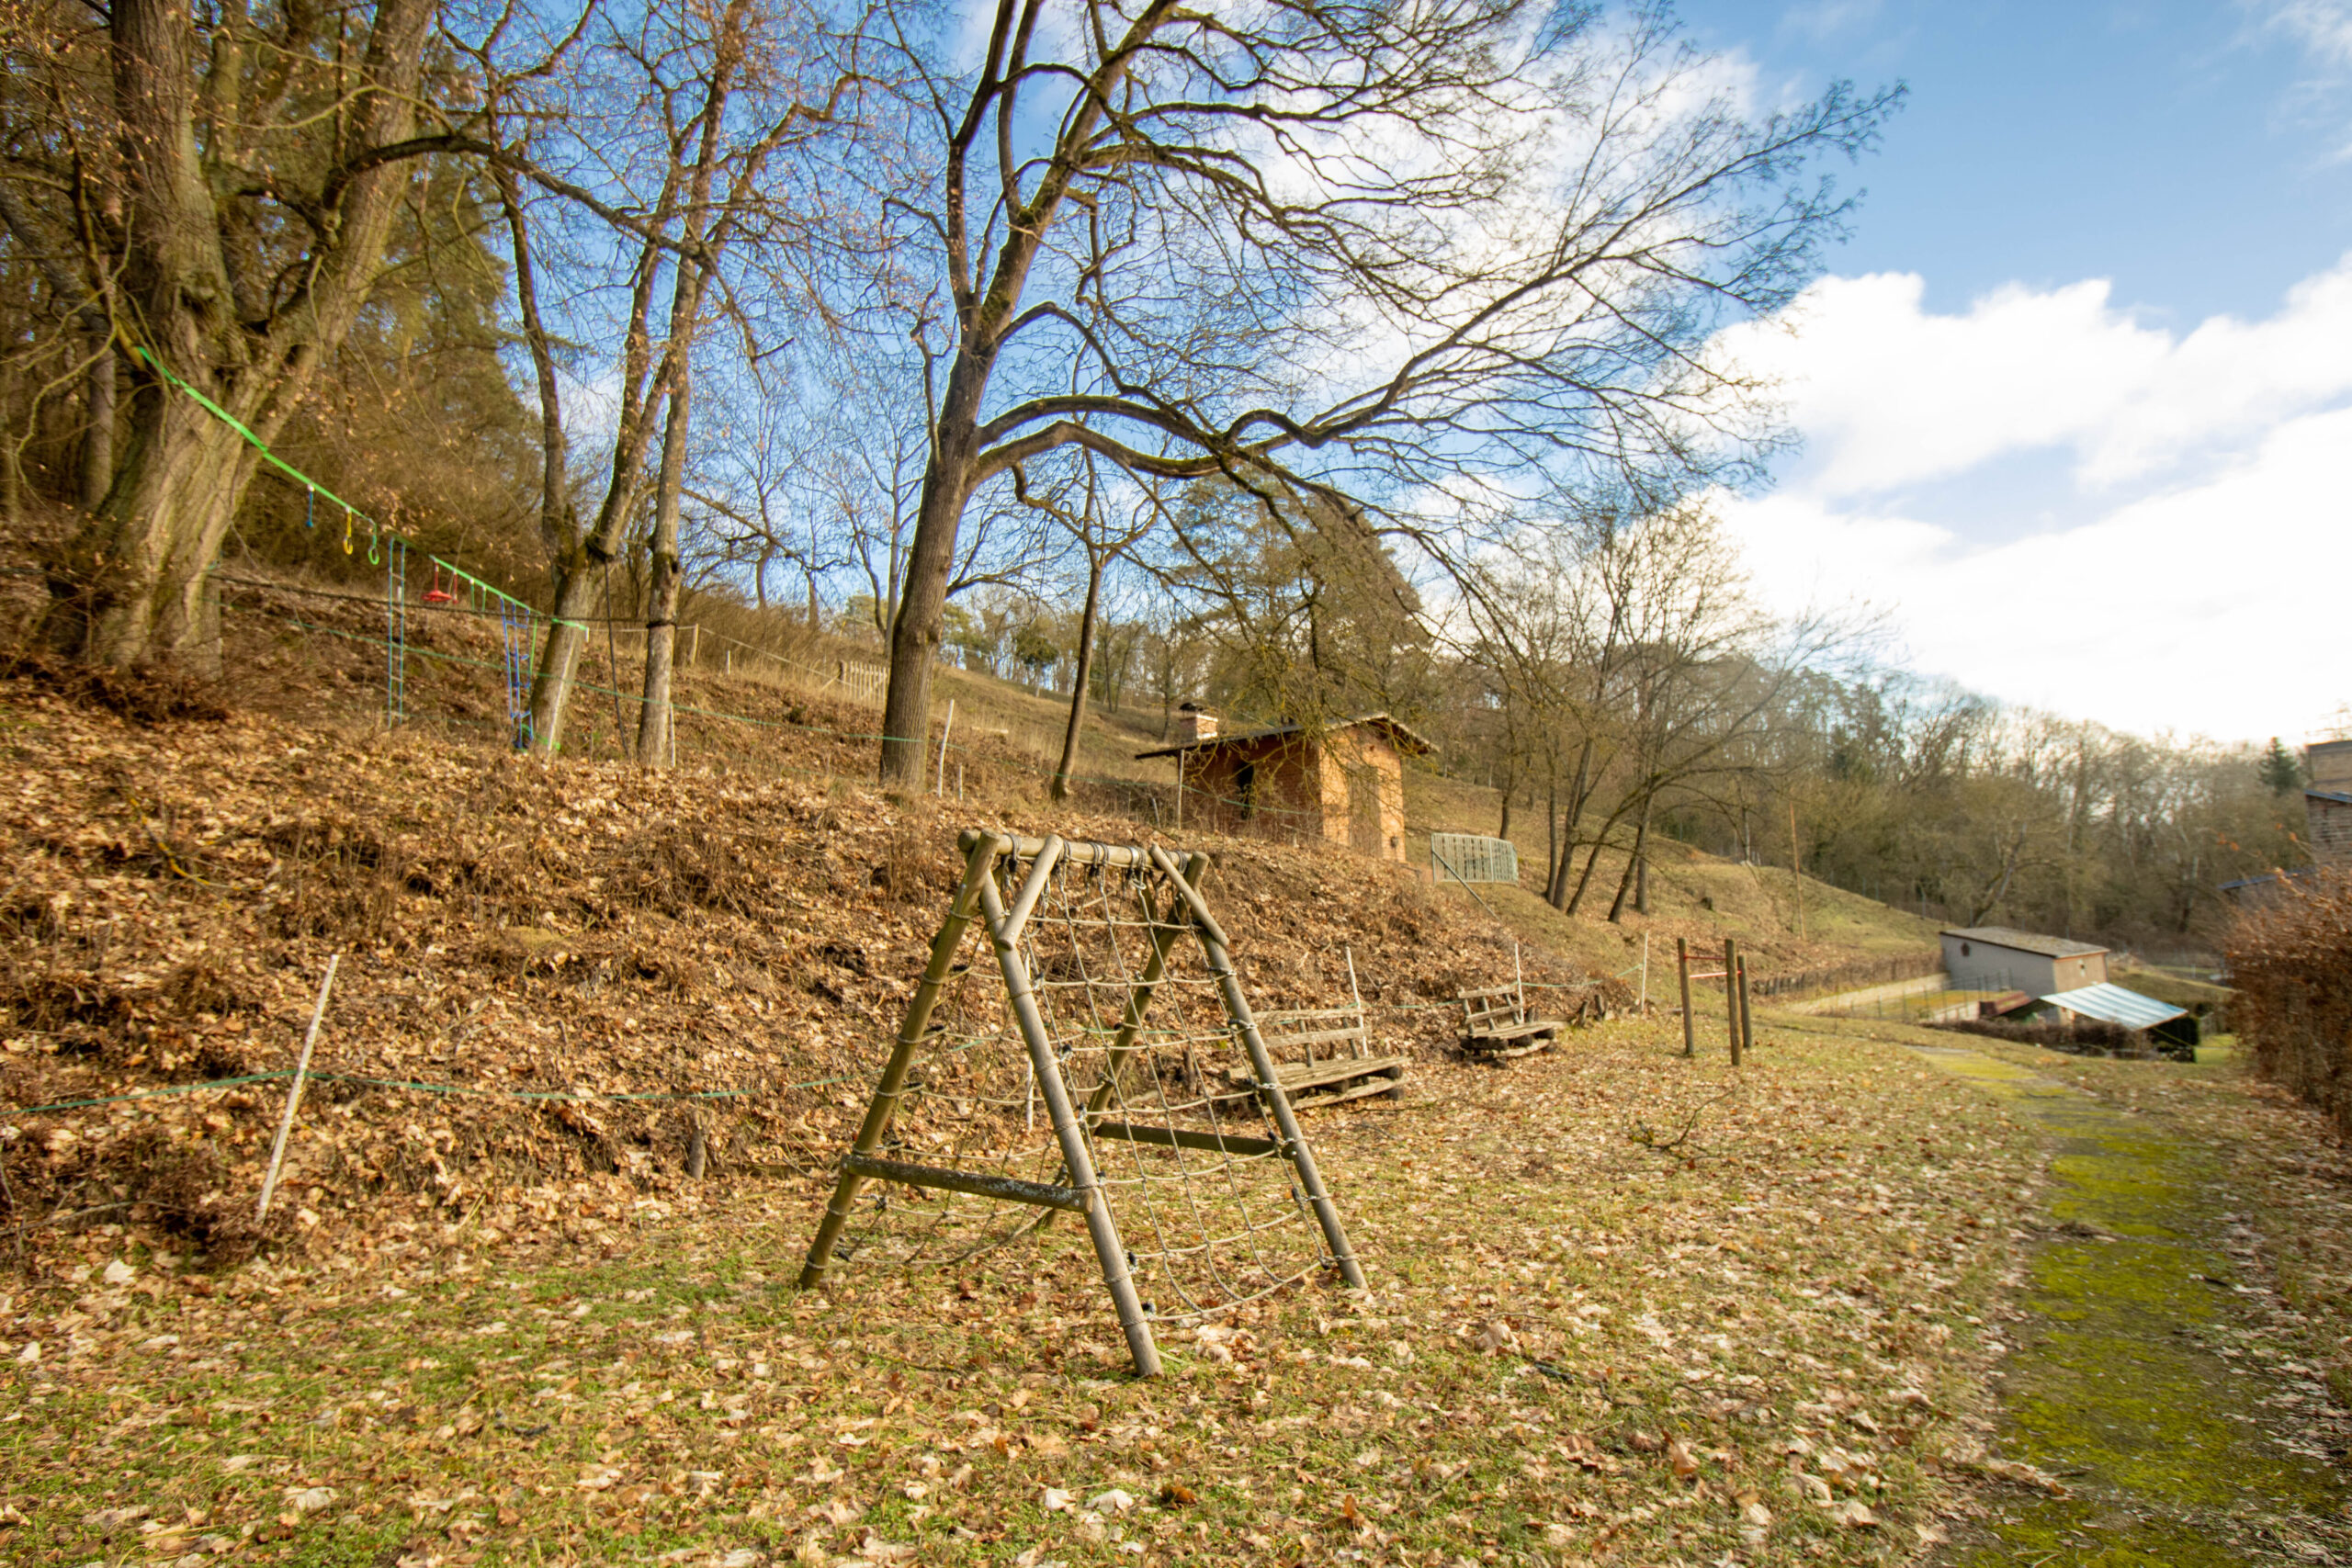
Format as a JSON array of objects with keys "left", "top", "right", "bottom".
[{"left": 1177, "top": 703, "right": 1219, "bottom": 745}]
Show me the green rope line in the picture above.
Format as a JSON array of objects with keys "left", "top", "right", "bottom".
[
  {"left": 130, "top": 346, "right": 374, "bottom": 524},
  {"left": 430, "top": 556, "right": 548, "bottom": 621},
  {"left": 9, "top": 1070, "right": 298, "bottom": 1115},
  {"left": 131, "top": 344, "right": 582, "bottom": 630},
  {"left": 8, "top": 1068, "right": 863, "bottom": 1120}
]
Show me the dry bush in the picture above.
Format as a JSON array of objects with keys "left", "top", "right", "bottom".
[
  {"left": 0, "top": 651, "right": 228, "bottom": 725},
  {"left": 2228, "top": 869, "right": 2352, "bottom": 1134},
  {"left": 621, "top": 822, "right": 756, "bottom": 916},
  {"left": 870, "top": 815, "right": 947, "bottom": 904},
  {"left": 1, "top": 1123, "right": 276, "bottom": 1258}
]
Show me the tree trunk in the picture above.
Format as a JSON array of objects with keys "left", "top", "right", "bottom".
[
  {"left": 49, "top": 388, "right": 260, "bottom": 662},
  {"left": 494, "top": 159, "right": 571, "bottom": 571},
  {"left": 1607, "top": 797, "right": 1652, "bottom": 923},
  {"left": 1547, "top": 739, "right": 1592, "bottom": 908},
  {"left": 1564, "top": 836, "right": 1606, "bottom": 916},
  {"left": 1051, "top": 549, "right": 1104, "bottom": 801},
  {"left": 526, "top": 0, "right": 746, "bottom": 752},
  {"left": 1544, "top": 766, "right": 1557, "bottom": 895},
  {"left": 44, "top": 0, "right": 432, "bottom": 667},
  {"left": 79, "top": 338, "right": 115, "bottom": 513},
  {"left": 878, "top": 367, "right": 985, "bottom": 789},
  {"left": 526, "top": 239, "right": 687, "bottom": 751},
  {"left": 637, "top": 359, "right": 692, "bottom": 765}
]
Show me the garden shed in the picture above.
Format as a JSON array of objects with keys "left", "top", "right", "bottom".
[
  {"left": 1941, "top": 926, "right": 2109, "bottom": 997},
  {"left": 1137, "top": 708, "right": 1431, "bottom": 862}
]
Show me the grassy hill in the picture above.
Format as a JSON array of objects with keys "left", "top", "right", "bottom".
[{"left": 65, "top": 557, "right": 1941, "bottom": 998}]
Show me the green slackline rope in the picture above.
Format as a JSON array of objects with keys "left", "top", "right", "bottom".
[
  {"left": 9, "top": 1068, "right": 862, "bottom": 1120},
  {"left": 132, "top": 343, "right": 582, "bottom": 630}
]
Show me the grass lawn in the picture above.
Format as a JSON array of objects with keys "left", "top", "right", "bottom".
[{"left": 2, "top": 1011, "right": 2042, "bottom": 1567}]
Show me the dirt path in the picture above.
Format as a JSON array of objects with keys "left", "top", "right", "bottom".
[{"left": 1917, "top": 1045, "right": 2351, "bottom": 1565}]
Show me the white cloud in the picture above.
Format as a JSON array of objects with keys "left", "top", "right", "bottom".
[
  {"left": 1718, "top": 262, "right": 2352, "bottom": 495},
  {"left": 2256, "top": 0, "right": 2352, "bottom": 68},
  {"left": 1714, "top": 260, "right": 2352, "bottom": 743}
]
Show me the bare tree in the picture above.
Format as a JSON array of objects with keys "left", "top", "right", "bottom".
[
  {"left": 520, "top": 0, "right": 871, "bottom": 757},
  {"left": 852, "top": 0, "right": 1892, "bottom": 786},
  {"left": 1009, "top": 452, "right": 1156, "bottom": 799},
  {"left": 6, "top": 0, "right": 444, "bottom": 664}
]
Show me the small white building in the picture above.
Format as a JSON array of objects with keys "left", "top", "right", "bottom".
[{"left": 1940, "top": 926, "right": 2109, "bottom": 997}]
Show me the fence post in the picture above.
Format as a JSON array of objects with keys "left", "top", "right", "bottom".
[
  {"left": 1736, "top": 954, "right": 1754, "bottom": 1062},
  {"left": 1728, "top": 954, "right": 1745, "bottom": 1066},
  {"left": 1678, "top": 937, "right": 1694, "bottom": 1058},
  {"left": 1723, "top": 937, "right": 1740, "bottom": 1058}
]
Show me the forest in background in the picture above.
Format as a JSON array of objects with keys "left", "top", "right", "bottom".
[{"left": 0, "top": 0, "right": 2321, "bottom": 953}]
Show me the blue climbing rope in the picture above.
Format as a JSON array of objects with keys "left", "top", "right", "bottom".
[
  {"left": 386, "top": 536, "right": 408, "bottom": 725},
  {"left": 499, "top": 598, "right": 536, "bottom": 750}
]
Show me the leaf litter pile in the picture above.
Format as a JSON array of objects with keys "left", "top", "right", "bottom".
[{"left": 0, "top": 676, "right": 2063, "bottom": 1564}]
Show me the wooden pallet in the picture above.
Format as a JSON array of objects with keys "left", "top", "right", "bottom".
[
  {"left": 1223, "top": 960, "right": 1408, "bottom": 1111},
  {"left": 1459, "top": 984, "right": 1563, "bottom": 1059},
  {"left": 1225, "top": 1051, "right": 1409, "bottom": 1111}
]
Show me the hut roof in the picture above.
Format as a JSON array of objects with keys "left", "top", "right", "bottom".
[{"left": 1134, "top": 712, "right": 1435, "bottom": 761}]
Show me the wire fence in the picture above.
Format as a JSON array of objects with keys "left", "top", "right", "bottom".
[
  {"left": 1748, "top": 951, "right": 1946, "bottom": 1004},
  {"left": 208, "top": 577, "right": 1355, "bottom": 840},
  {"left": 1810, "top": 968, "right": 2023, "bottom": 1026}
]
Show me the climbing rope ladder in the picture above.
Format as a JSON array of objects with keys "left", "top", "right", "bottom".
[
  {"left": 799, "top": 830, "right": 1364, "bottom": 1377},
  {"left": 385, "top": 535, "right": 409, "bottom": 725},
  {"left": 491, "top": 583, "right": 538, "bottom": 750}
]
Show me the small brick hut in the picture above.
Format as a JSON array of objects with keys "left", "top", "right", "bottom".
[
  {"left": 2309, "top": 739, "right": 2352, "bottom": 869},
  {"left": 1136, "top": 708, "right": 1432, "bottom": 862}
]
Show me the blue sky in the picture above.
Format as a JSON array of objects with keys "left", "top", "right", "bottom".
[
  {"left": 1683, "top": 1, "right": 2352, "bottom": 319},
  {"left": 1677, "top": 1, "right": 2352, "bottom": 744}
]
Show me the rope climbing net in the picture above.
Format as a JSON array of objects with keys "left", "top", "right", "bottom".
[{"left": 799, "top": 830, "right": 1363, "bottom": 1376}]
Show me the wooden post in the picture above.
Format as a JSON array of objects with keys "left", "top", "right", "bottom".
[
  {"left": 1677, "top": 937, "right": 1694, "bottom": 1058},
  {"left": 800, "top": 839, "right": 1001, "bottom": 1288},
  {"left": 1790, "top": 796, "right": 1804, "bottom": 940},
  {"left": 1728, "top": 957, "right": 1744, "bottom": 1066},
  {"left": 1154, "top": 844, "right": 1365, "bottom": 1296},
  {"left": 1738, "top": 954, "right": 1756, "bottom": 1060},
  {"left": 977, "top": 851, "right": 1163, "bottom": 1378},
  {"left": 1639, "top": 932, "right": 1650, "bottom": 1011},
  {"left": 1723, "top": 937, "right": 1740, "bottom": 1059},
  {"left": 258, "top": 954, "right": 340, "bottom": 1222},
  {"left": 688, "top": 624, "right": 699, "bottom": 665},
  {"left": 935, "top": 698, "right": 956, "bottom": 796}
]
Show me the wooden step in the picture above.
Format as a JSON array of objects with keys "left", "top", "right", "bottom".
[
  {"left": 1225, "top": 1055, "right": 1408, "bottom": 1093},
  {"left": 1257, "top": 1024, "right": 1371, "bottom": 1053},
  {"left": 1465, "top": 1019, "right": 1559, "bottom": 1043},
  {"left": 1288, "top": 1074, "right": 1408, "bottom": 1110}
]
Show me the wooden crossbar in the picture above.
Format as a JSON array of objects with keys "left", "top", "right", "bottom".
[
  {"left": 1090, "top": 1121, "right": 1282, "bottom": 1158},
  {"left": 953, "top": 830, "right": 1153, "bottom": 868},
  {"left": 843, "top": 1152, "right": 1088, "bottom": 1213}
]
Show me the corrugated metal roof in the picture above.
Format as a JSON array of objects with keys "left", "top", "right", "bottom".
[
  {"left": 2306, "top": 788, "right": 2352, "bottom": 807},
  {"left": 1134, "top": 711, "right": 1436, "bottom": 761},
  {"left": 1942, "top": 925, "right": 2108, "bottom": 959},
  {"left": 2039, "top": 983, "right": 2188, "bottom": 1031}
]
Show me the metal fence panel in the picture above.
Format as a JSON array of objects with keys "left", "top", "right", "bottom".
[{"left": 1430, "top": 832, "right": 1519, "bottom": 885}]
